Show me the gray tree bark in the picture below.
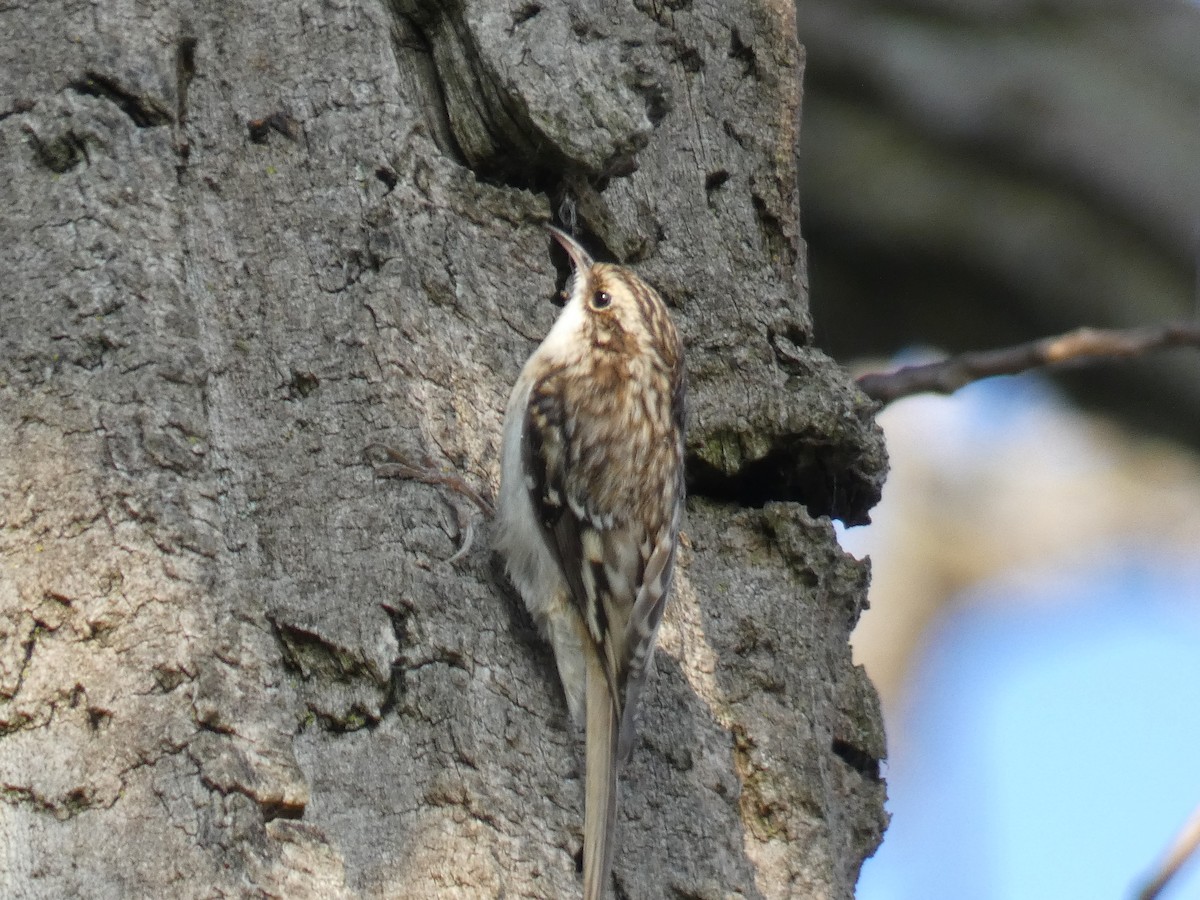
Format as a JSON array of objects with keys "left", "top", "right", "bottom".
[{"left": 0, "top": 1, "right": 886, "bottom": 897}]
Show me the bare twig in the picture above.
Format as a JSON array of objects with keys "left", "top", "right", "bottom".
[
  {"left": 856, "top": 321, "right": 1200, "bottom": 406},
  {"left": 1136, "top": 801, "right": 1200, "bottom": 900}
]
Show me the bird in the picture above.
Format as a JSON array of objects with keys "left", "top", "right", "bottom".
[{"left": 495, "top": 225, "right": 686, "bottom": 899}]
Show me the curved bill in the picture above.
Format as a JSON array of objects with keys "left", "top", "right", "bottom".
[{"left": 547, "top": 225, "right": 594, "bottom": 272}]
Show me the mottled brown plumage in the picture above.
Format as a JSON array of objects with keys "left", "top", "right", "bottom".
[{"left": 495, "top": 227, "right": 685, "bottom": 899}]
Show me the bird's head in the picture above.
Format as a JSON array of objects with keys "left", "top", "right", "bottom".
[{"left": 546, "top": 226, "right": 681, "bottom": 371}]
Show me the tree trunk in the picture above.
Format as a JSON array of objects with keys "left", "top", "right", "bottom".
[{"left": 0, "top": 0, "right": 887, "bottom": 897}]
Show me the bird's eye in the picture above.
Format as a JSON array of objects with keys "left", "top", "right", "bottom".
[{"left": 590, "top": 290, "right": 612, "bottom": 311}]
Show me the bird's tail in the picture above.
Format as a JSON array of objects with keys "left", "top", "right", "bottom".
[{"left": 583, "top": 653, "right": 620, "bottom": 900}]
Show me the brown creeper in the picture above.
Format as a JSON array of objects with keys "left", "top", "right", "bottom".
[{"left": 496, "top": 227, "right": 685, "bottom": 899}]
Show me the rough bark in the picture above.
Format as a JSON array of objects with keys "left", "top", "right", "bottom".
[
  {"left": 797, "top": 0, "right": 1200, "bottom": 447},
  {"left": 0, "top": 1, "right": 886, "bottom": 897}
]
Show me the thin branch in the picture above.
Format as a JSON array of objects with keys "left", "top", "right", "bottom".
[
  {"left": 1136, "top": 801, "right": 1200, "bottom": 900},
  {"left": 856, "top": 321, "right": 1200, "bottom": 406}
]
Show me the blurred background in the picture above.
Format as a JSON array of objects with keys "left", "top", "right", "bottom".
[{"left": 794, "top": 0, "right": 1200, "bottom": 896}]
